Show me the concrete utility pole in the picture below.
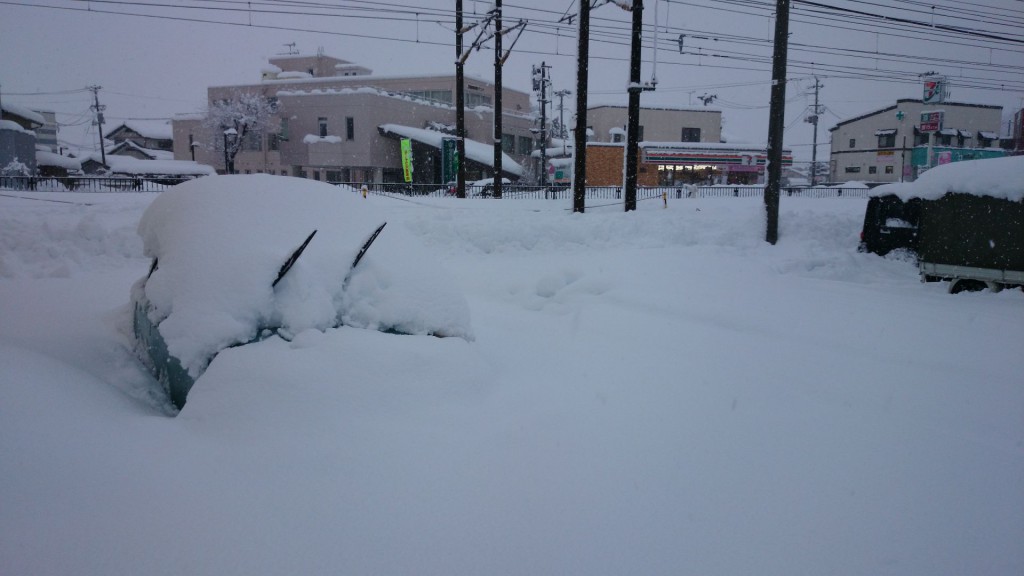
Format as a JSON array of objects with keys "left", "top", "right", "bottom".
[
  {"left": 808, "top": 76, "right": 823, "bottom": 186},
  {"left": 534, "top": 62, "right": 551, "bottom": 186},
  {"left": 493, "top": 0, "right": 503, "bottom": 199},
  {"left": 554, "top": 89, "right": 571, "bottom": 155},
  {"left": 456, "top": 0, "right": 467, "bottom": 198},
  {"left": 764, "top": 0, "right": 790, "bottom": 245},
  {"left": 88, "top": 85, "right": 107, "bottom": 167},
  {"left": 572, "top": 0, "right": 590, "bottom": 213}
]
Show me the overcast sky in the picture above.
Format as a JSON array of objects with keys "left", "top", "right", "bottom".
[{"left": 2, "top": 0, "right": 1022, "bottom": 162}]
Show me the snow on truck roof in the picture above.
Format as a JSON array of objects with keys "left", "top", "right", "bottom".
[{"left": 872, "top": 156, "right": 1024, "bottom": 202}]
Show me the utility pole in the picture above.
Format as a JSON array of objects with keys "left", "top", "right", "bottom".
[
  {"left": 554, "top": 89, "right": 571, "bottom": 155},
  {"left": 624, "top": 0, "right": 654, "bottom": 212},
  {"left": 533, "top": 62, "right": 550, "bottom": 186},
  {"left": 493, "top": 0, "right": 503, "bottom": 199},
  {"left": 456, "top": 0, "right": 467, "bottom": 198},
  {"left": 88, "top": 85, "right": 107, "bottom": 167},
  {"left": 572, "top": 0, "right": 590, "bottom": 213},
  {"left": 764, "top": 0, "right": 790, "bottom": 245},
  {"left": 807, "top": 76, "right": 823, "bottom": 186}
]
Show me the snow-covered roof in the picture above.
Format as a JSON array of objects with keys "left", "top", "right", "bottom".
[
  {"left": 108, "top": 139, "right": 174, "bottom": 160},
  {"left": 106, "top": 121, "right": 173, "bottom": 141},
  {"left": 0, "top": 119, "right": 33, "bottom": 134},
  {"left": 36, "top": 150, "right": 81, "bottom": 170},
  {"left": 378, "top": 124, "right": 524, "bottom": 177},
  {"left": 874, "top": 129, "right": 896, "bottom": 136},
  {"left": 1, "top": 102, "right": 45, "bottom": 126},
  {"left": 303, "top": 134, "right": 343, "bottom": 144},
  {"left": 874, "top": 156, "right": 1023, "bottom": 201},
  {"left": 86, "top": 154, "right": 216, "bottom": 176},
  {"left": 979, "top": 131, "right": 998, "bottom": 140}
]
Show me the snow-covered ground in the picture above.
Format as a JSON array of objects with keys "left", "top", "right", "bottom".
[{"left": 1, "top": 178, "right": 1021, "bottom": 575}]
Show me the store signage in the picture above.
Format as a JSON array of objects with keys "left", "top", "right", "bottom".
[
  {"left": 920, "top": 111, "right": 943, "bottom": 132},
  {"left": 401, "top": 138, "right": 413, "bottom": 183}
]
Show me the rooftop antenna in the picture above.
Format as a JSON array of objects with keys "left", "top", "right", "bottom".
[{"left": 281, "top": 42, "right": 299, "bottom": 55}]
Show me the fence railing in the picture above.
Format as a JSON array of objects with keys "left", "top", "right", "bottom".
[
  {"left": 1, "top": 176, "right": 872, "bottom": 200},
  {"left": 0, "top": 176, "right": 194, "bottom": 193},
  {"left": 339, "top": 182, "right": 873, "bottom": 200}
]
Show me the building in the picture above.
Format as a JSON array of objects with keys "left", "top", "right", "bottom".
[
  {"left": 829, "top": 99, "right": 1004, "bottom": 183},
  {"left": 586, "top": 105, "right": 723, "bottom": 144},
  {"left": 105, "top": 121, "right": 174, "bottom": 153},
  {"left": 1, "top": 102, "right": 43, "bottom": 175},
  {"left": 585, "top": 142, "right": 792, "bottom": 187},
  {"left": 173, "top": 52, "right": 537, "bottom": 183}
]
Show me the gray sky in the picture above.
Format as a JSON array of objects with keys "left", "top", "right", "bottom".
[{"left": 2, "top": 0, "right": 1022, "bottom": 162}]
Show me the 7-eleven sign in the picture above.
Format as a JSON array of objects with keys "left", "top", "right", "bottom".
[{"left": 923, "top": 77, "right": 946, "bottom": 104}]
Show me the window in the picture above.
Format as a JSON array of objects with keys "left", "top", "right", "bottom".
[
  {"left": 279, "top": 118, "right": 290, "bottom": 142},
  {"left": 465, "top": 92, "right": 492, "bottom": 108},
  {"left": 268, "top": 134, "right": 280, "bottom": 151},
  {"left": 884, "top": 165, "right": 894, "bottom": 174},
  {"left": 312, "top": 171, "right": 320, "bottom": 181},
  {"left": 638, "top": 125, "right": 645, "bottom": 141},
  {"left": 915, "top": 129, "right": 930, "bottom": 146},
  {"left": 681, "top": 127, "right": 701, "bottom": 142},
  {"left": 877, "top": 133, "right": 896, "bottom": 148},
  {"left": 502, "top": 133, "right": 516, "bottom": 151},
  {"left": 326, "top": 170, "right": 341, "bottom": 182},
  {"left": 938, "top": 133, "right": 953, "bottom": 146},
  {"left": 848, "top": 138, "right": 856, "bottom": 149},
  {"left": 346, "top": 117, "right": 354, "bottom": 140},
  {"left": 318, "top": 117, "right": 328, "bottom": 138},
  {"left": 868, "top": 166, "right": 877, "bottom": 174},
  {"left": 612, "top": 132, "right": 624, "bottom": 143},
  {"left": 407, "top": 90, "right": 452, "bottom": 104},
  {"left": 517, "top": 136, "right": 533, "bottom": 155},
  {"left": 845, "top": 166, "right": 861, "bottom": 173}
]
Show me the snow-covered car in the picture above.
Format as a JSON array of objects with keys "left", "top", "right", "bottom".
[{"left": 131, "top": 174, "right": 472, "bottom": 409}]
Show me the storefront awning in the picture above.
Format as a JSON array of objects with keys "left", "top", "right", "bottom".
[
  {"left": 958, "top": 130, "right": 973, "bottom": 137},
  {"left": 939, "top": 128, "right": 958, "bottom": 136},
  {"left": 979, "top": 131, "right": 998, "bottom": 140},
  {"left": 874, "top": 129, "right": 897, "bottom": 136}
]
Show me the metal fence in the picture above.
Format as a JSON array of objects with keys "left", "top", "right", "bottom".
[
  {"left": 0, "top": 176, "right": 193, "bottom": 193},
  {"left": 338, "top": 182, "right": 873, "bottom": 200},
  {"left": 1, "top": 175, "right": 872, "bottom": 200}
]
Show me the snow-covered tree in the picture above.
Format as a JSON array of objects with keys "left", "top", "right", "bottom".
[{"left": 203, "top": 91, "right": 278, "bottom": 173}]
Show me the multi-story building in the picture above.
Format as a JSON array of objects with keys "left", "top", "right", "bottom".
[
  {"left": 829, "top": 99, "right": 1004, "bottom": 183},
  {"left": 586, "top": 105, "right": 722, "bottom": 144},
  {"left": 173, "top": 53, "right": 536, "bottom": 183}
]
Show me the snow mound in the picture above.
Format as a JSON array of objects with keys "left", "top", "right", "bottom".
[{"left": 135, "top": 174, "right": 472, "bottom": 377}]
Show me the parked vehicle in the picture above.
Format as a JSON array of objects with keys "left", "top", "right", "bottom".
[
  {"left": 858, "top": 194, "right": 922, "bottom": 256},
  {"left": 861, "top": 157, "right": 1024, "bottom": 293}
]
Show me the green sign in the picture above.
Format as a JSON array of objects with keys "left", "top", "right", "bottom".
[
  {"left": 400, "top": 138, "right": 413, "bottom": 183},
  {"left": 442, "top": 138, "right": 459, "bottom": 184}
]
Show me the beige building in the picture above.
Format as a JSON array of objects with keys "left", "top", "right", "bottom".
[
  {"left": 585, "top": 105, "right": 723, "bottom": 144},
  {"left": 173, "top": 53, "right": 537, "bottom": 183},
  {"left": 829, "top": 99, "right": 1003, "bottom": 183}
]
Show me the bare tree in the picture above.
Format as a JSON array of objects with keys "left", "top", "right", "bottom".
[{"left": 203, "top": 91, "right": 277, "bottom": 174}]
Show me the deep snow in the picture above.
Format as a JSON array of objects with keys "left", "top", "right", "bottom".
[{"left": 0, "top": 178, "right": 1021, "bottom": 576}]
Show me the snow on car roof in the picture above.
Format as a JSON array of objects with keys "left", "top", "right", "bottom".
[{"left": 136, "top": 174, "right": 472, "bottom": 376}]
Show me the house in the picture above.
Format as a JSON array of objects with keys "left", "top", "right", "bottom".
[
  {"left": 172, "top": 52, "right": 536, "bottom": 183},
  {"left": 829, "top": 99, "right": 1004, "bottom": 183},
  {"left": 1, "top": 102, "right": 43, "bottom": 176},
  {"left": 105, "top": 121, "right": 174, "bottom": 152}
]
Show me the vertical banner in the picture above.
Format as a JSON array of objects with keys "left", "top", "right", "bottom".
[
  {"left": 441, "top": 137, "right": 459, "bottom": 183},
  {"left": 400, "top": 138, "right": 413, "bottom": 183}
]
